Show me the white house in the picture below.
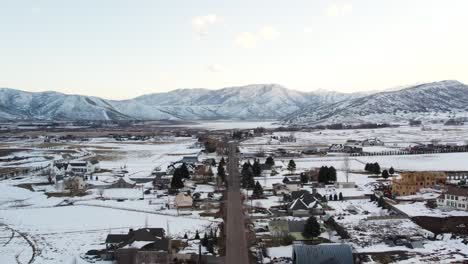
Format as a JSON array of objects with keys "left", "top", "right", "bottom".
[
  {"left": 437, "top": 185, "right": 468, "bottom": 211},
  {"left": 53, "top": 160, "right": 99, "bottom": 176}
]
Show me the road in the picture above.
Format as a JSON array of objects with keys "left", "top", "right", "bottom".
[{"left": 225, "top": 142, "right": 249, "bottom": 264}]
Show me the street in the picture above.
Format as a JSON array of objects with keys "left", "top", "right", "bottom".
[{"left": 225, "top": 142, "right": 249, "bottom": 264}]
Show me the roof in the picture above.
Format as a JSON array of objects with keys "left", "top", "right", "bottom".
[
  {"left": 292, "top": 190, "right": 310, "bottom": 200},
  {"left": 444, "top": 185, "right": 468, "bottom": 197},
  {"left": 288, "top": 220, "right": 306, "bottom": 233},
  {"left": 105, "top": 234, "right": 130, "bottom": 244},
  {"left": 292, "top": 244, "right": 354, "bottom": 264},
  {"left": 289, "top": 198, "right": 308, "bottom": 211}
]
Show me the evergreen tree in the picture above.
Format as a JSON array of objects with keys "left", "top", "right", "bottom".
[
  {"left": 217, "top": 163, "right": 226, "bottom": 182},
  {"left": 184, "top": 233, "right": 188, "bottom": 239},
  {"left": 252, "top": 159, "right": 262, "bottom": 177},
  {"left": 300, "top": 173, "right": 309, "bottom": 184},
  {"left": 329, "top": 194, "right": 333, "bottom": 201},
  {"left": 171, "top": 168, "right": 184, "bottom": 189},
  {"left": 180, "top": 163, "right": 190, "bottom": 179},
  {"left": 328, "top": 166, "right": 337, "bottom": 182},
  {"left": 339, "top": 192, "right": 343, "bottom": 201},
  {"left": 201, "top": 233, "right": 208, "bottom": 247},
  {"left": 302, "top": 216, "right": 321, "bottom": 238},
  {"left": 282, "top": 177, "right": 290, "bottom": 183},
  {"left": 364, "top": 163, "right": 370, "bottom": 172},
  {"left": 253, "top": 181, "right": 264, "bottom": 197},
  {"left": 389, "top": 167, "right": 395, "bottom": 175},
  {"left": 194, "top": 230, "right": 200, "bottom": 240},
  {"left": 318, "top": 166, "right": 328, "bottom": 183},
  {"left": 333, "top": 193, "right": 338, "bottom": 201},
  {"left": 373, "top": 162, "right": 381, "bottom": 174},
  {"left": 382, "top": 169, "right": 389, "bottom": 179},
  {"left": 241, "top": 165, "right": 255, "bottom": 189},
  {"left": 287, "top": 160, "right": 296, "bottom": 173},
  {"left": 265, "top": 156, "right": 275, "bottom": 167}
]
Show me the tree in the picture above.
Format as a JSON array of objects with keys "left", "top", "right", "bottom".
[
  {"left": 241, "top": 164, "right": 255, "bottom": 189},
  {"left": 329, "top": 194, "right": 333, "bottom": 201},
  {"left": 180, "top": 163, "right": 190, "bottom": 179},
  {"left": 339, "top": 192, "right": 343, "bottom": 201},
  {"left": 318, "top": 166, "right": 328, "bottom": 183},
  {"left": 201, "top": 233, "right": 208, "bottom": 247},
  {"left": 373, "top": 162, "right": 381, "bottom": 174},
  {"left": 184, "top": 233, "right": 188, "bottom": 239},
  {"left": 217, "top": 163, "right": 226, "bottom": 182},
  {"left": 389, "top": 167, "right": 395, "bottom": 175},
  {"left": 364, "top": 163, "right": 370, "bottom": 172},
  {"left": 219, "top": 157, "right": 226, "bottom": 167},
  {"left": 282, "top": 177, "right": 290, "bottom": 183},
  {"left": 171, "top": 168, "right": 184, "bottom": 189},
  {"left": 194, "top": 230, "right": 200, "bottom": 240},
  {"left": 382, "top": 169, "right": 389, "bottom": 179},
  {"left": 327, "top": 166, "right": 337, "bottom": 182},
  {"left": 300, "top": 173, "right": 309, "bottom": 184},
  {"left": 333, "top": 194, "right": 338, "bottom": 201},
  {"left": 265, "top": 156, "right": 275, "bottom": 167},
  {"left": 252, "top": 159, "right": 262, "bottom": 177},
  {"left": 302, "top": 216, "right": 321, "bottom": 238},
  {"left": 253, "top": 181, "right": 264, "bottom": 197},
  {"left": 287, "top": 160, "right": 296, "bottom": 174}
]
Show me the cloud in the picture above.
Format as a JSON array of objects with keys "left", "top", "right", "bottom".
[
  {"left": 192, "top": 15, "right": 218, "bottom": 36},
  {"left": 235, "top": 32, "right": 258, "bottom": 49},
  {"left": 326, "top": 3, "right": 353, "bottom": 17},
  {"left": 206, "top": 64, "right": 226, "bottom": 73},
  {"left": 260, "top": 26, "right": 279, "bottom": 40}
]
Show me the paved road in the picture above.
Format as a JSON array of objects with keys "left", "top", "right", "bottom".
[{"left": 225, "top": 142, "right": 249, "bottom": 264}]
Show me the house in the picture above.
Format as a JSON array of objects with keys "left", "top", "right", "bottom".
[
  {"left": 329, "top": 144, "right": 344, "bottom": 152},
  {"left": 392, "top": 171, "right": 446, "bottom": 196},
  {"left": 362, "top": 138, "right": 384, "bottom": 146},
  {"left": 292, "top": 244, "right": 354, "bottom": 264},
  {"left": 437, "top": 185, "right": 468, "bottom": 211},
  {"left": 181, "top": 155, "right": 199, "bottom": 164},
  {"left": 104, "top": 228, "right": 169, "bottom": 264},
  {"left": 288, "top": 190, "right": 325, "bottom": 216},
  {"left": 53, "top": 160, "right": 99, "bottom": 176},
  {"left": 110, "top": 177, "right": 136, "bottom": 189},
  {"left": 272, "top": 183, "right": 290, "bottom": 196},
  {"left": 63, "top": 176, "right": 86, "bottom": 192},
  {"left": 345, "top": 139, "right": 362, "bottom": 147},
  {"left": 302, "top": 169, "right": 320, "bottom": 182},
  {"left": 174, "top": 193, "right": 193, "bottom": 209},
  {"left": 285, "top": 181, "right": 302, "bottom": 192}
]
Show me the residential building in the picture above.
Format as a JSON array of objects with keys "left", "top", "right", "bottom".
[
  {"left": 174, "top": 193, "right": 193, "bottom": 209},
  {"left": 392, "top": 171, "right": 446, "bottom": 196},
  {"left": 437, "top": 185, "right": 468, "bottom": 211},
  {"left": 292, "top": 244, "right": 354, "bottom": 264},
  {"left": 110, "top": 177, "right": 136, "bottom": 189},
  {"left": 53, "top": 160, "right": 99, "bottom": 176},
  {"left": 362, "top": 138, "right": 384, "bottom": 146}
]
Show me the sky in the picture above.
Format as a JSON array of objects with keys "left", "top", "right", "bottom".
[{"left": 1, "top": 0, "right": 468, "bottom": 100}]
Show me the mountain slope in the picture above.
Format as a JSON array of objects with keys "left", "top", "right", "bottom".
[
  {"left": 0, "top": 84, "right": 357, "bottom": 121},
  {"left": 283, "top": 80, "right": 468, "bottom": 126}
]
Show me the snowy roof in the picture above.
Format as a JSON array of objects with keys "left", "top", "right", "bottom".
[{"left": 292, "top": 244, "right": 353, "bottom": 264}]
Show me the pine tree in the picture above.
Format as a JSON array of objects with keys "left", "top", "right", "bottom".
[
  {"left": 365, "top": 163, "right": 370, "bottom": 172},
  {"left": 194, "top": 230, "right": 200, "bottom": 240},
  {"left": 180, "top": 163, "right": 190, "bottom": 179},
  {"left": 339, "top": 192, "right": 343, "bottom": 200},
  {"left": 201, "top": 233, "right": 208, "bottom": 247},
  {"left": 282, "top": 177, "right": 290, "bottom": 183},
  {"left": 219, "top": 157, "right": 226, "bottom": 167},
  {"left": 171, "top": 168, "right": 184, "bottom": 189},
  {"left": 328, "top": 166, "right": 337, "bottom": 182},
  {"left": 253, "top": 181, "right": 264, "bottom": 197},
  {"left": 382, "top": 169, "right": 389, "bottom": 179},
  {"left": 252, "top": 159, "right": 262, "bottom": 177},
  {"left": 184, "top": 233, "right": 188, "bottom": 239},
  {"left": 333, "top": 193, "right": 338, "bottom": 201},
  {"left": 389, "top": 167, "right": 395, "bottom": 175},
  {"left": 302, "top": 216, "right": 321, "bottom": 238},
  {"left": 265, "top": 156, "right": 275, "bottom": 167},
  {"left": 300, "top": 173, "right": 309, "bottom": 184},
  {"left": 287, "top": 160, "right": 296, "bottom": 173},
  {"left": 373, "top": 162, "right": 381, "bottom": 174},
  {"left": 241, "top": 165, "right": 255, "bottom": 189},
  {"left": 318, "top": 166, "right": 328, "bottom": 183},
  {"left": 217, "top": 163, "right": 226, "bottom": 182},
  {"left": 329, "top": 194, "right": 333, "bottom": 201}
]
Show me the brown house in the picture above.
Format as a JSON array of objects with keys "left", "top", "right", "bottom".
[{"left": 392, "top": 171, "right": 446, "bottom": 196}]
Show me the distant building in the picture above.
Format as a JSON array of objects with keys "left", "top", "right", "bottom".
[
  {"left": 362, "top": 138, "right": 384, "bottom": 146},
  {"left": 53, "top": 160, "right": 99, "bottom": 176},
  {"left": 437, "top": 185, "right": 468, "bottom": 211},
  {"left": 110, "top": 177, "right": 136, "bottom": 189},
  {"left": 392, "top": 172, "right": 446, "bottom": 196},
  {"left": 174, "top": 193, "right": 193, "bottom": 209},
  {"left": 181, "top": 155, "right": 199, "bottom": 164}
]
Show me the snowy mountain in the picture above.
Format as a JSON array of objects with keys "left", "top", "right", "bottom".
[
  {"left": 0, "top": 84, "right": 356, "bottom": 121},
  {"left": 283, "top": 80, "right": 468, "bottom": 126}
]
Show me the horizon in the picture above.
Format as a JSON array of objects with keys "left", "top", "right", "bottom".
[{"left": 1, "top": 1, "right": 468, "bottom": 99}]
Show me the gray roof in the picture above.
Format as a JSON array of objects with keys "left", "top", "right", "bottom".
[
  {"left": 292, "top": 244, "right": 353, "bottom": 264},
  {"left": 288, "top": 220, "right": 306, "bottom": 233}
]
